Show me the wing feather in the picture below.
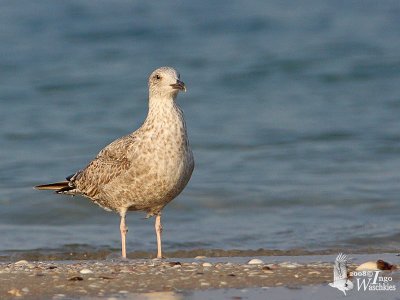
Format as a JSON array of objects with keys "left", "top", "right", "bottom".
[
  {"left": 69, "top": 134, "right": 136, "bottom": 197},
  {"left": 333, "top": 253, "right": 349, "bottom": 282}
]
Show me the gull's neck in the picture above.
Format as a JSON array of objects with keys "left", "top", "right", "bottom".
[
  {"left": 148, "top": 94, "right": 177, "bottom": 113},
  {"left": 142, "top": 93, "right": 184, "bottom": 129}
]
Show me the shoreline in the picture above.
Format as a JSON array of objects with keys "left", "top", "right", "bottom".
[
  {"left": 1, "top": 253, "right": 399, "bottom": 299},
  {"left": 1, "top": 247, "right": 399, "bottom": 262}
]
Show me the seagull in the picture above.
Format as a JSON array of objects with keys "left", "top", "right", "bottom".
[
  {"left": 35, "top": 67, "right": 194, "bottom": 259},
  {"left": 329, "top": 253, "right": 354, "bottom": 295}
]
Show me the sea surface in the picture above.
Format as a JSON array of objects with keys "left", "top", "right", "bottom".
[{"left": 1, "top": 0, "right": 400, "bottom": 257}]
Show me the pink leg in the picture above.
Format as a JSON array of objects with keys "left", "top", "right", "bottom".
[
  {"left": 155, "top": 214, "right": 163, "bottom": 259},
  {"left": 119, "top": 211, "right": 128, "bottom": 259}
]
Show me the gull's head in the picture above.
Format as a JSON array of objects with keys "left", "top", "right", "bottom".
[{"left": 148, "top": 66, "right": 186, "bottom": 98}]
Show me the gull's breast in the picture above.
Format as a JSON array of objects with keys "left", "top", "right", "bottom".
[{"left": 102, "top": 114, "right": 194, "bottom": 211}]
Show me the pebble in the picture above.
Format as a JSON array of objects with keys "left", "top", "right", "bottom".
[
  {"left": 202, "top": 262, "right": 212, "bottom": 267},
  {"left": 169, "top": 262, "right": 182, "bottom": 267},
  {"left": 14, "top": 260, "right": 29, "bottom": 266},
  {"left": 248, "top": 271, "right": 260, "bottom": 275},
  {"left": 22, "top": 287, "right": 30, "bottom": 293},
  {"left": 280, "top": 262, "right": 302, "bottom": 269},
  {"left": 200, "top": 282, "right": 210, "bottom": 286},
  {"left": 80, "top": 268, "right": 94, "bottom": 274},
  {"left": 247, "top": 259, "right": 264, "bottom": 265},
  {"left": 266, "top": 264, "right": 279, "bottom": 269},
  {"left": 308, "top": 271, "right": 321, "bottom": 275},
  {"left": 195, "top": 256, "right": 207, "bottom": 259},
  {"left": 8, "top": 288, "right": 22, "bottom": 297},
  {"left": 68, "top": 276, "right": 83, "bottom": 281},
  {"left": 120, "top": 269, "right": 130, "bottom": 273}
]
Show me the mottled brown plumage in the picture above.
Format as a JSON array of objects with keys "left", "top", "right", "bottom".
[{"left": 35, "top": 67, "right": 194, "bottom": 258}]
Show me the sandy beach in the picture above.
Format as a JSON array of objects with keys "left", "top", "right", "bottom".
[{"left": 1, "top": 252, "right": 398, "bottom": 300}]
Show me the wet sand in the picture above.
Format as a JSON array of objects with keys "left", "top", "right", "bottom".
[
  {"left": 1, "top": 247, "right": 397, "bottom": 262},
  {"left": 1, "top": 253, "right": 398, "bottom": 299}
]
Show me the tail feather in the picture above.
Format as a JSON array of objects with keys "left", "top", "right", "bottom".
[{"left": 35, "top": 181, "right": 72, "bottom": 192}]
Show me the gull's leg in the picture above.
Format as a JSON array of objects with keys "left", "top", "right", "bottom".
[
  {"left": 155, "top": 213, "right": 163, "bottom": 259},
  {"left": 119, "top": 210, "right": 128, "bottom": 259}
]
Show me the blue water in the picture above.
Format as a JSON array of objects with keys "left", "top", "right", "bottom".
[{"left": 1, "top": 0, "right": 400, "bottom": 255}]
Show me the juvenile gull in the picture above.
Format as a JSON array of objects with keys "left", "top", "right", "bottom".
[{"left": 35, "top": 67, "right": 194, "bottom": 259}]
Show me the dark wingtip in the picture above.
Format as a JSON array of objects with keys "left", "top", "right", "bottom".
[
  {"left": 66, "top": 173, "right": 74, "bottom": 181},
  {"left": 34, "top": 181, "right": 70, "bottom": 191}
]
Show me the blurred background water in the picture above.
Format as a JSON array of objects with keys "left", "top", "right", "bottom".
[{"left": 1, "top": 0, "right": 400, "bottom": 256}]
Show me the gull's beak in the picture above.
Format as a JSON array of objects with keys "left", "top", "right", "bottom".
[{"left": 170, "top": 80, "right": 186, "bottom": 92}]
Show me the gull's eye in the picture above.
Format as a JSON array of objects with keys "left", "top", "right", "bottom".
[{"left": 155, "top": 74, "right": 161, "bottom": 80}]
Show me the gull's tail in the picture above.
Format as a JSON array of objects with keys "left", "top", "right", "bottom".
[{"left": 35, "top": 181, "right": 72, "bottom": 193}]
